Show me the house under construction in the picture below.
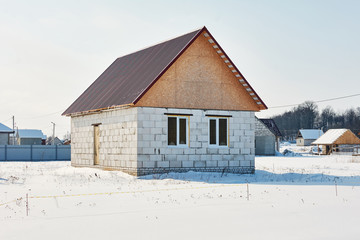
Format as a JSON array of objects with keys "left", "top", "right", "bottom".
[{"left": 312, "top": 129, "right": 360, "bottom": 155}]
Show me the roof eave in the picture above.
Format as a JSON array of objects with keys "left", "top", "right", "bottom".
[
  {"left": 63, "top": 103, "right": 134, "bottom": 117},
  {"left": 203, "top": 27, "right": 267, "bottom": 110}
]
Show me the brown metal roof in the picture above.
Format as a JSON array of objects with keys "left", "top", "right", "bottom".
[
  {"left": 62, "top": 28, "right": 203, "bottom": 115},
  {"left": 63, "top": 26, "right": 267, "bottom": 116}
]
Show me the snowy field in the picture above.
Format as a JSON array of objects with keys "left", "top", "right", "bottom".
[{"left": 1, "top": 154, "right": 360, "bottom": 240}]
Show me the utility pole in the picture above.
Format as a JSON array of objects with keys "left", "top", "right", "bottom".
[
  {"left": 51, "top": 122, "right": 56, "bottom": 145},
  {"left": 12, "top": 116, "right": 15, "bottom": 145}
]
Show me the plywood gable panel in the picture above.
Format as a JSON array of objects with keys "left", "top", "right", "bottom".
[
  {"left": 135, "top": 30, "right": 261, "bottom": 111},
  {"left": 334, "top": 130, "right": 360, "bottom": 145}
]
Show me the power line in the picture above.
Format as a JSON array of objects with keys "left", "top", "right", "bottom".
[
  {"left": 0, "top": 117, "right": 12, "bottom": 123},
  {"left": 20, "top": 110, "right": 64, "bottom": 120},
  {"left": 269, "top": 93, "right": 360, "bottom": 109},
  {"left": 2, "top": 109, "right": 64, "bottom": 122}
]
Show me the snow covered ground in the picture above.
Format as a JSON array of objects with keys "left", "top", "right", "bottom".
[
  {"left": 279, "top": 142, "right": 318, "bottom": 156},
  {"left": 1, "top": 153, "right": 360, "bottom": 240}
]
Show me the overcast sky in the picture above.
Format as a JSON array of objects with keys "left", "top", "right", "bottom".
[{"left": 1, "top": 0, "right": 359, "bottom": 138}]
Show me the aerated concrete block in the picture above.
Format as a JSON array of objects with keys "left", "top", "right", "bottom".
[
  {"left": 170, "top": 161, "right": 182, "bottom": 168},
  {"left": 182, "top": 161, "right": 194, "bottom": 168},
  {"left": 194, "top": 161, "right": 206, "bottom": 168}
]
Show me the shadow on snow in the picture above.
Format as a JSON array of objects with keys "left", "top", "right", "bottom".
[{"left": 140, "top": 170, "right": 360, "bottom": 186}]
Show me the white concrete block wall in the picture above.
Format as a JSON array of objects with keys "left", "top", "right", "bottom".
[
  {"left": 137, "top": 107, "right": 255, "bottom": 174},
  {"left": 71, "top": 106, "right": 256, "bottom": 175},
  {"left": 255, "top": 118, "right": 276, "bottom": 155},
  {"left": 71, "top": 107, "right": 137, "bottom": 169},
  {"left": 255, "top": 119, "right": 273, "bottom": 136}
]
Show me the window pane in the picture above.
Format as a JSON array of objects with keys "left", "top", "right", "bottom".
[
  {"left": 219, "top": 119, "right": 227, "bottom": 146},
  {"left": 168, "top": 117, "right": 177, "bottom": 145},
  {"left": 179, "top": 118, "right": 187, "bottom": 144},
  {"left": 209, "top": 119, "right": 216, "bottom": 145}
]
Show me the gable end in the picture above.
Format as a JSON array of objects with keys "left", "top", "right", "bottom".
[{"left": 135, "top": 28, "right": 267, "bottom": 111}]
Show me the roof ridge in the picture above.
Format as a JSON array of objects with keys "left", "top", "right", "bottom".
[
  {"left": 116, "top": 27, "right": 204, "bottom": 60},
  {"left": 327, "top": 128, "right": 347, "bottom": 143}
]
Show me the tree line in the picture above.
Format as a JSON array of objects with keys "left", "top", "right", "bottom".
[{"left": 272, "top": 101, "right": 360, "bottom": 140}]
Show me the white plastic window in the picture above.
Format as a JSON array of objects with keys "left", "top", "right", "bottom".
[
  {"left": 208, "top": 117, "right": 228, "bottom": 147},
  {"left": 168, "top": 116, "right": 188, "bottom": 146}
]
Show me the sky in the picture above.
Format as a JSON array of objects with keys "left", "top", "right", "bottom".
[{"left": 0, "top": 0, "right": 359, "bottom": 138}]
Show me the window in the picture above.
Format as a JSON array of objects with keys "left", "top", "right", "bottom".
[
  {"left": 168, "top": 116, "right": 188, "bottom": 146},
  {"left": 208, "top": 117, "right": 228, "bottom": 147}
]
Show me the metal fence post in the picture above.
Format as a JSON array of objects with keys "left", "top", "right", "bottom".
[
  {"left": 247, "top": 183, "right": 250, "bottom": 201},
  {"left": 26, "top": 193, "right": 29, "bottom": 216},
  {"left": 4, "top": 145, "right": 7, "bottom": 161},
  {"left": 30, "top": 145, "right": 33, "bottom": 161},
  {"left": 55, "top": 145, "right": 58, "bottom": 160}
]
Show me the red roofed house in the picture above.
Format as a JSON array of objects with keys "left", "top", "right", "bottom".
[{"left": 63, "top": 27, "right": 267, "bottom": 176}]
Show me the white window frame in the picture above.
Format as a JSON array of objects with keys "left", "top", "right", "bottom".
[
  {"left": 167, "top": 116, "right": 189, "bottom": 147},
  {"left": 208, "top": 117, "right": 228, "bottom": 148}
]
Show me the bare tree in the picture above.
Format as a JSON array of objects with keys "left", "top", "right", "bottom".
[
  {"left": 273, "top": 102, "right": 360, "bottom": 139},
  {"left": 320, "top": 106, "right": 335, "bottom": 131}
]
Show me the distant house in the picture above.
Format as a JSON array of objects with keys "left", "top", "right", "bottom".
[
  {"left": 296, "top": 129, "right": 323, "bottom": 146},
  {"left": 0, "top": 123, "right": 14, "bottom": 145},
  {"left": 62, "top": 26, "right": 267, "bottom": 176},
  {"left": 255, "top": 118, "right": 282, "bottom": 155},
  {"left": 46, "top": 136, "right": 63, "bottom": 145},
  {"left": 312, "top": 129, "right": 360, "bottom": 155},
  {"left": 16, "top": 129, "right": 46, "bottom": 145}
]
